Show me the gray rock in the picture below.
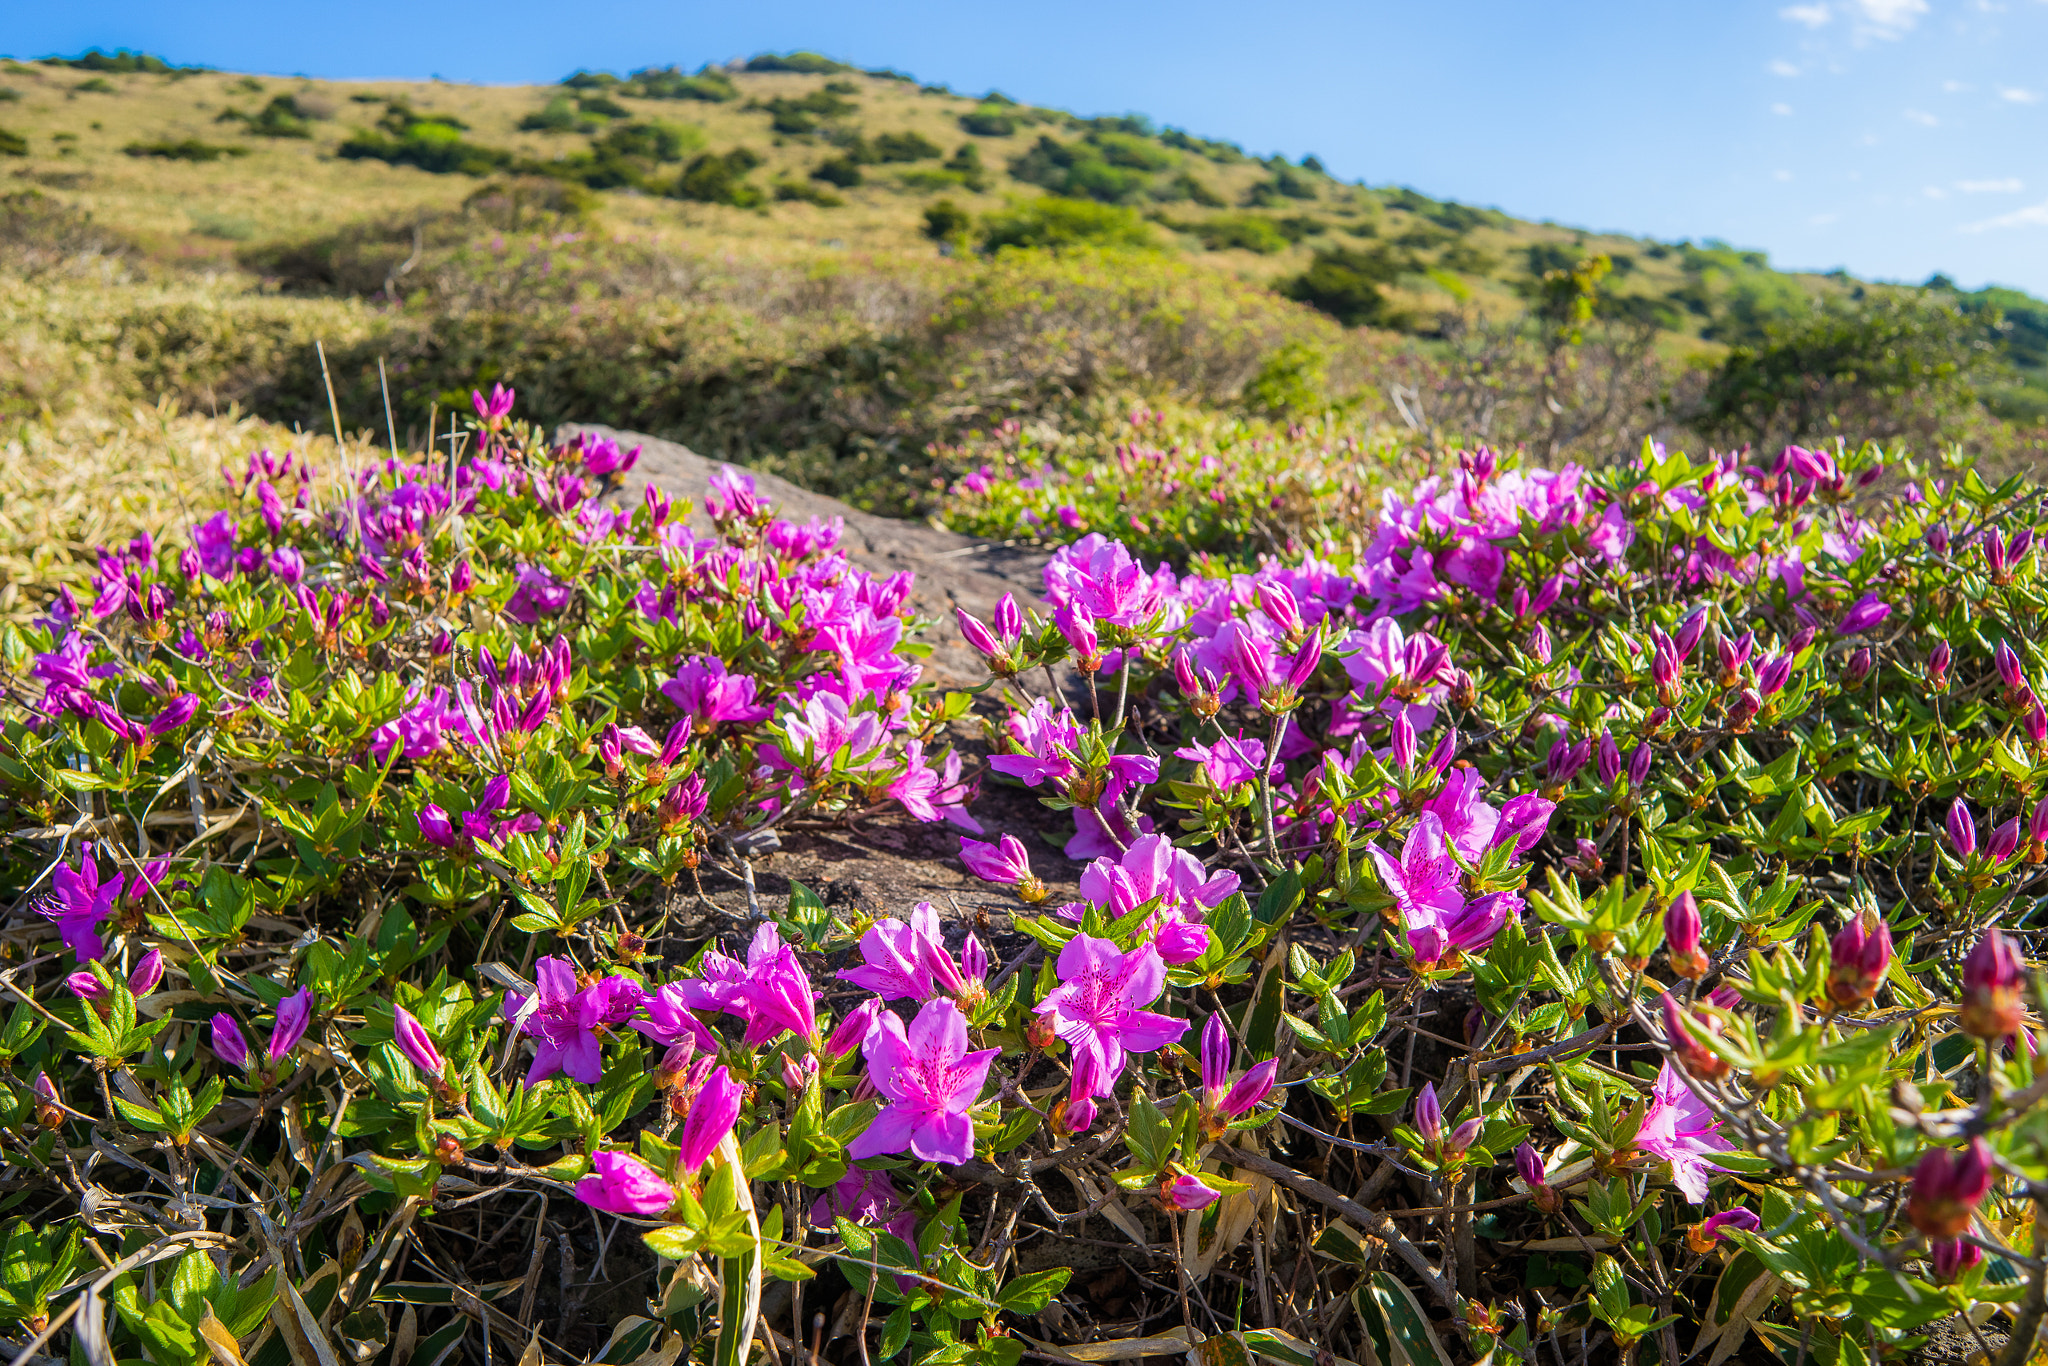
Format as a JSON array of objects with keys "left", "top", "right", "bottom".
[{"left": 558, "top": 424, "right": 1050, "bottom": 687}]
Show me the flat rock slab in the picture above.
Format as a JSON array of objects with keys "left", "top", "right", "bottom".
[{"left": 558, "top": 424, "right": 1049, "bottom": 687}]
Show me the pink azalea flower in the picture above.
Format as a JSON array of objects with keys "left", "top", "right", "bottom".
[
  {"left": 630, "top": 984, "right": 722, "bottom": 1054},
  {"left": 1367, "top": 812, "right": 1467, "bottom": 930},
  {"left": 504, "top": 956, "right": 643, "bottom": 1085},
  {"left": 887, "top": 740, "right": 983, "bottom": 832},
  {"left": 849, "top": 998, "right": 999, "bottom": 1166},
  {"left": 662, "top": 655, "right": 771, "bottom": 726},
  {"left": 1033, "top": 934, "right": 1188, "bottom": 1081},
  {"left": 810, "top": 1166, "right": 917, "bottom": 1243},
  {"left": 577, "top": 1151, "right": 677, "bottom": 1216},
  {"left": 1636, "top": 1062, "right": 1735, "bottom": 1202},
  {"left": 677, "top": 1065, "right": 746, "bottom": 1173},
  {"left": 44, "top": 844, "right": 125, "bottom": 963}
]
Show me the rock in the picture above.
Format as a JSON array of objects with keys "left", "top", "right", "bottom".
[{"left": 557, "top": 424, "right": 1049, "bottom": 686}]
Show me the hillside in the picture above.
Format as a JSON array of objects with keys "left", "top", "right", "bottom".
[{"left": 2, "top": 46, "right": 2044, "bottom": 483}]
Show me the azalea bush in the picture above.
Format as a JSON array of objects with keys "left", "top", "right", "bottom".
[{"left": 1, "top": 397, "right": 2046, "bottom": 1366}]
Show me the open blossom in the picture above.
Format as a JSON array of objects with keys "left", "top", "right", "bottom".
[
  {"left": 849, "top": 998, "right": 999, "bottom": 1166},
  {"left": 630, "top": 984, "right": 721, "bottom": 1055},
  {"left": 662, "top": 655, "right": 771, "bottom": 726},
  {"left": 44, "top": 843, "right": 126, "bottom": 962},
  {"left": 1034, "top": 935, "right": 1188, "bottom": 1082},
  {"left": 988, "top": 698, "right": 1081, "bottom": 788},
  {"left": 810, "top": 1167, "right": 918, "bottom": 1243},
  {"left": 1076, "top": 834, "right": 1236, "bottom": 964},
  {"left": 887, "top": 740, "right": 982, "bottom": 831},
  {"left": 505, "top": 957, "right": 646, "bottom": 1085},
  {"left": 1635, "top": 1062, "right": 1735, "bottom": 1202}
]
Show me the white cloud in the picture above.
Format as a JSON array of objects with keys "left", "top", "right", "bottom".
[
  {"left": 1925, "top": 185, "right": 1950, "bottom": 198},
  {"left": 1775, "top": 169, "right": 1795, "bottom": 181},
  {"left": 1781, "top": 2, "right": 1831, "bottom": 25},
  {"left": 1769, "top": 59, "right": 1802, "bottom": 76},
  {"left": 1957, "top": 176, "right": 2025, "bottom": 191},
  {"left": 1772, "top": 102, "right": 1795, "bottom": 114},
  {"left": 1943, "top": 80, "right": 1973, "bottom": 92},
  {"left": 1961, "top": 199, "right": 2048, "bottom": 231},
  {"left": 1904, "top": 108, "right": 1940, "bottom": 125},
  {"left": 1810, "top": 212, "right": 1840, "bottom": 225},
  {"left": 2001, "top": 87, "right": 2042, "bottom": 103},
  {"left": 1850, "top": 0, "right": 1929, "bottom": 32}
]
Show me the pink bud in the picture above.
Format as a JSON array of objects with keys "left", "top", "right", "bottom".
[
  {"left": 393, "top": 1006, "right": 446, "bottom": 1076},
  {"left": 1908, "top": 1138, "right": 1994, "bottom": 1238},
  {"left": 1961, "top": 928, "right": 2025, "bottom": 1040},
  {"left": 1946, "top": 799, "right": 1977, "bottom": 859},
  {"left": 993, "top": 593, "right": 1022, "bottom": 642},
  {"left": 1414, "top": 1082, "right": 1443, "bottom": 1148},
  {"left": 1389, "top": 712, "right": 1417, "bottom": 771},
  {"left": 127, "top": 949, "right": 164, "bottom": 997}
]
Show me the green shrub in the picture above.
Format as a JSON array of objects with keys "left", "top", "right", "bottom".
[
  {"left": 1007, "top": 136, "right": 1148, "bottom": 204},
  {"left": 761, "top": 89, "right": 856, "bottom": 135},
  {"left": 44, "top": 47, "right": 196, "bottom": 74},
  {"left": 672, "top": 149, "right": 764, "bottom": 206},
  {"left": 871, "top": 130, "right": 942, "bottom": 162},
  {"left": 1182, "top": 214, "right": 1288, "bottom": 254},
  {"left": 0, "top": 129, "right": 29, "bottom": 158},
  {"left": 978, "top": 196, "right": 1154, "bottom": 253},
  {"left": 122, "top": 138, "right": 248, "bottom": 162},
  {"left": 959, "top": 107, "right": 1015, "bottom": 137},
  {"left": 1156, "top": 171, "right": 1224, "bottom": 206},
  {"left": 743, "top": 51, "right": 850, "bottom": 73},
  {"left": 574, "top": 93, "right": 631, "bottom": 120},
  {"left": 518, "top": 95, "right": 580, "bottom": 133},
  {"left": 1280, "top": 244, "right": 1407, "bottom": 327},
  {"left": 73, "top": 77, "right": 116, "bottom": 94},
  {"left": 811, "top": 155, "right": 862, "bottom": 188},
  {"left": 1089, "top": 130, "right": 1173, "bottom": 172},
  {"left": 772, "top": 178, "right": 842, "bottom": 206},
  {"left": 339, "top": 103, "right": 509, "bottom": 176},
  {"left": 1697, "top": 293, "right": 1999, "bottom": 450},
  {"left": 622, "top": 66, "right": 739, "bottom": 102},
  {"left": 922, "top": 198, "right": 971, "bottom": 245}
]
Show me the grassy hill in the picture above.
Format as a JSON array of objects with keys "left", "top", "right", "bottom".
[{"left": 1, "top": 46, "right": 2043, "bottom": 510}]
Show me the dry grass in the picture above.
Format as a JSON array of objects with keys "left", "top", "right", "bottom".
[{"left": 0, "top": 398, "right": 374, "bottom": 623}]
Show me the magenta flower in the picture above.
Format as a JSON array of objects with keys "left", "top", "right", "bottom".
[
  {"left": 393, "top": 1006, "right": 446, "bottom": 1076},
  {"left": 988, "top": 698, "right": 1082, "bottom": 788},
  {"left": 630, "top": 984, "right": 721, "bottom": 1055},
  {"left": 1946, "top": 798, "right": 1977, "bottom": 859},
  {"left": 44, "top": 843, "right": 125, "bottom": 962},
  {"left": 810, "top": 1167, "right": 917, "bottom": 1243},
  {"left": 268, "top": 989, "right": 315, "bottom": 1063},
  {"left": 1909, "top": 1138, "right": 1995, "bottom": 1238},
  {"left": 1198, "top": 1013, "right": 1276, "bottom": 1124},
  {"left": 678, "top": 1065, "right": 747, "bottom": 1173},
  {"left": 127, "top": 950, "right": 164, "bottom": 997},
  {"left": 1174, "top": 732, "right": 1269, "bottom": 790},
  {"left": 1409, "top": 891, "right": 1521, "bottom": 967},
  {"left": 887, "top": 740, "right": 982, "bottom": 831},
  {"left": 839, "top": 916, "right": 937, "bottom": 1002},
  {"left": 827, "top": 997, "right": 885, "bottom": 1058},
  {"left": 66, "top": 971, "right": 105, "bottom": 1003},
  {"left": 1836, "top": 592, "right": 1891, "bottom": 635},
  {"left": 503, "top": 564, "right": 571, "bottom": 625},
  {"left": 958, "top": 834, "right": 1040, "bottom": 898},
  {"left": 735, "top": 925, "right": 819, "bottom": 1045},
  {"left": 662, "top": 655, "right": 771, "bottom": 726},
  {"left": 1164, "top": 1173, "right": 1221, "bottom": 1211},
  {"left": 1368, "top": 812, "right": 1467, "bottom": 933},
  {"left": 576, "top": 1150, "right": 677, "bottom": 1216},
  {"left": 1931, "top": 1238, "right": 1985, "bottom": 1283},
  {"left": 1700, "top": 1208, "right": 1760, "bottom": 1244},
  {"left": 849, "top": 998, "right": 999, "bottom": 1165},
  {"left": 505, "top": 957, "right": 612, "bottom": 1085},
  {"left": 210, "top": 1014, "right": 250, "bottom": 1070},
  {"left": 1636, "top": 1062, "right": 1735, "bottom": 1202},
  {"left": 1033, "top": 935, "right": 1188, "bottom": 1082}
]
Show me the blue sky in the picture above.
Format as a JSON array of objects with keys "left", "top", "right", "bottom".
[{"left": 20, "top": 0, "right": 2048, "bottom": 294}]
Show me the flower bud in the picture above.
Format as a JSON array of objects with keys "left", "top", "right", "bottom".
[
  {"left": 1172, "top": 650, "right": 1200, "bottom": 698},
  {"left": 1987, "top": 817, "right": 2021, "bottom": 865},
  {"left": 1605, "top": 735, "right": 1642, "bottom": 795},
  {"left": 1907, "top": 1138, "right": 1994, "bottom": 1238},
  {"left": 1700, "top": 1208, "right": 1760, "bottom": 1244},
  {"left": 993, "top": 593, "right": 1022, "bottom": 643},
  {"left": 1389, "top": 713, "right": 1417, "bottom": 771},
  {"left": 1825, "top": 912, "right": 1892, "bottom": 1009},
  {"left": 1597, "top": 731, "right": 1621, "bottom": 786},
  {"left": 1960, "top": 928, "right": 2025, "bottom": 1040},
  {"left": 1414, "top": 1082, "right": 1444, "bottom": 1149},
  {"left": 32, "top": 1072, "right": 63, "bottom": 1130},
  {"left": 1946, "top": 799, "right": 1978, "bottom": 860},
  {"left": 1259, "top": 583, "right": 1304, "bottom": 638},
  {"left": 1661, "top": 992, "right": 1729, "bottom": 1080},
  {"left": 1514, "top": 1141, "right": 1547, "bottom": 1192},
  {"left": 127, "top": 949, "right": 164, "bottom": 997},
  {"left": 1163, "top": 1172, "right": 1221, "bottom": 1211},
  {"left": 1527, "top": 623, "right": 1552, "bottom": 664},
  {"left": 1995, "top": 640, "right": 2026, "bottom": 694},
  {"left": 393, "top": 1006, "right": 446, "bottom": 1077},
  {"left": 1446, "top": 1117, "right": 1484, "bottom": 1156},
  {"left": 1666, "top": 892, "right": 1708, "bottom": 980},
  {"left": 1844, "top": 646, "right": 1874, "bottom": 686},
  {"left": 1928, "top": 641, "right": 1952, "bottom": 691},
  {"left": 1287, "top": 633, "right": 1323, "bottom": 688},
  {"left": 1726, "top": 688, "right": 1761, "bottom": 729},
  {"left": 955, "top": 609, "right": 1001, "bottom": 661},
  {"left": 1930, "top": 1238, "right": 1984, "bottom": 1284},
  {"left": 210, "top": 1013, "right": 250, "bottom": 1070}
]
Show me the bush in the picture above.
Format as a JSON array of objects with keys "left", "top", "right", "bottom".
[
  {"left": 810, "top": 155, "right": 862, "bottom": 188},
  {"left": 870, "top": 130, "right": 942, "bottom": 162},
  {"left": 624, "top": 66, "right": 740, "bottom": 102},
  {"left": 1697, "top": 293, "right": 1998, "bottom": 452},
  {"left": 122, "top": 138, "right": 249, "bottom": 162},
  {"left": 1279, "top": 244, "right": 1406, "bottom": 327},
  {"left": 0, "top": 128, "right": 29, "bottom": 157},
  {"left": 1182, "top": 213, "right": 1288, "bottom": 254},
  {"left": 978, "top": 196, "right": 1154, "bottom": 253},
  {"left": 518, "top": 94, "right": 580, "bottom": 132},
  {"left": 743, "top": 51, "right": 851, "bottom": 73},
  {"left": 575, "top": 93, "right": 632, "bottom": 120},
  {"left": 13, "top": 401, "right": 2048, "bottom": 1364},
  {"left": 958, "top": 106, "right": 1015, "bottom": 137},
  {"left": 338, "top": 104, "right": 511, "bottom": 176},
  {"left": 1007, "top": 136, "right": 1149, "bottom": 204},
  {"left": 921, "top": 198, "right": 971, "bottom": 245},
  {"left": 772, "top": 178, "right": 842, "bottom": 207},
  {"left": 673, "top": 149, "right": 765, "bottom": 206}
]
